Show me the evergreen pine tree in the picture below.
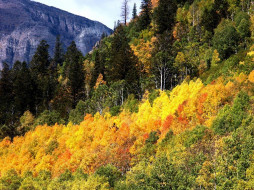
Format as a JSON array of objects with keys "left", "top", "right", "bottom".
[
  {"left": 53, "top": 35, "right": 64, "bottom": 67},
  {"left": 214, "top": 0, "right": 229, "bottom": 19},
  {"left": 132, "top": 3, "right": 137, "bottom": 19},
  {"left": 201, "top": 6, "right": 220, "bottom": 33},
  {"left": 138, "top": 0, "right": 153, "bottom": 30},
  {"left": 12, "top": 61, "right": 34, "bottom": 116},
  {"left": 91, "top": 50, "right": 105, "bottom": 90},
  {"left": 107, "top": 25, "right": 139, "bottom": 95},
  {"left": 154, "top": 0, "right": 177, "bottom": 34},
  {"left": 30, "top": 40, "right": 53, "bottom": 113},
  {"left": 64, "top": 41, "right": 85, "bottom": 107},
  {"left": 0, "top": 63, "right": 15, "bottom": 137},
  {"left": 30, "top": 40, "right": 50, "bottom": 75}
]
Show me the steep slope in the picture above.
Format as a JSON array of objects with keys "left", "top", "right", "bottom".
[{"left": 0, "top": 0, "right": 112, "bottom": 68}]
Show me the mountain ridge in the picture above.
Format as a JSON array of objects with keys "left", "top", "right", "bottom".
[{"left": 0, "top": 0, "right": 112, "bottom": 68}]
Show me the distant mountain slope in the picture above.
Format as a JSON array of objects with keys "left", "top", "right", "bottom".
[{"left": 0, "top": 0, "right": 112, "bottom": 68}]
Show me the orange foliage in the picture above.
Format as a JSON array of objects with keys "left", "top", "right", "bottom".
[
  {"left": 94, "top": 73, "right": 106, "bottom": 89},
  {"left": 161, "top": 115, "right": 174, "bottom": 136},
  {"left": 0, "top": 76, "right": 248, "bottom": 178},
  {"left": 152, "top": 0, "right": 158, "bottom": 7}
]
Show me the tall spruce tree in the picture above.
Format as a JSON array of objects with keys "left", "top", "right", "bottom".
[
  {"left": 30, "top": 40, "right": 53, "bottom": 113},
  {"left": 12, "top": 61, "right": 34, "bottom": 116},
  {"left": 138, "top": 0, "right": 153, "bottom": 30},
  {"left": 64, "top": 41, "right": 85, "bottom": 107},
  {"left": 132, "top": 3, "right": 137, "bottom": 19},
  {"left": 30, "top": 40, "right": 50, "bottom": 75},
  {"left": 53, "top": 35, "right": 64, "bottom": 67},
  {"left": 106, "top": 25, "right": 139, "bottom": 95},
  {"left": 154, "top": 0, "right": 177, "bottom": 34},
  {"left": 201, "top": 7, "right": 220, "bottom": 33},
  {"left": 91, "top": 50, "right": 105, "bottom": 90},
  {"left": 0, "top": 63, "right": 15, "bottom": 138}
]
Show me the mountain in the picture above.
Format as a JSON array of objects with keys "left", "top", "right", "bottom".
[{"left": 0, "top": 0, "right": 112, "bottom": 68}]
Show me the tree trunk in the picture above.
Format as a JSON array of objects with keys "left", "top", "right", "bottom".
[{"left": 160, "top": 67, "right": 163, "bottom": 91}]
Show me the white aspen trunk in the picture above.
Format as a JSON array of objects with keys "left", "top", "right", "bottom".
[
  {"left": 121, "top": 88, "right": 124, "bottom": 105},
  {"left": 160, "top": 67, "right": 163, "bottom": 91},
  {"left": 163, "top": 72, "right": 165, "bottom": 90},
  {"left": 163, "top": 67, "right": 166, "bottom": 91}
]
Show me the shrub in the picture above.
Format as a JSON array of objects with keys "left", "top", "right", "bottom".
[
  {"left": 34, "top": 110, "right": 64, "bottom": 126},
  {"left": 95, "top": 165, "right": 122, "bottom": 188},
  {"left": 212, "top": 91, "right": 249, "bottom": 135}
]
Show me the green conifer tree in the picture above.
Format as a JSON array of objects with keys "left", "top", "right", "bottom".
[
  {"left": 154, "top": 0, "right": 177, "bottom": 34},
  {"left": 64, "top": 41, "right": 85, "bottom": 107},
  {"left": 30, "top": 40, "right": 54, "bottom": 113},
  {"left": 107, "top": 25, "right": 139, "bottom": 95},
  {"left": 138, "top": 0, "right": 153, "bottom": 30},
  {"left": 53, "top": 35, "right": 64, "bottom": 67},
  {"left": 12, "top": 61, "right": 34, "bottom": 116},
  {"left": 132, "top": 3, "right": 137, "bottom": 19}
]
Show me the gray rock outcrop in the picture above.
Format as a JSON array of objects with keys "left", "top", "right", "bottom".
[{"left": 0, "top": 0, "right": 112, "bottom": 68}]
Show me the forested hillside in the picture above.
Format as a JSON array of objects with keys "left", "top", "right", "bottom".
[{"left": 1, "top": 0, "right": 254, "bottom": 189}]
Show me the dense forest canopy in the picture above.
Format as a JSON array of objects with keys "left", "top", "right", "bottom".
[{"left": 1, "top": 0, "right": 254, "bottom": 189}]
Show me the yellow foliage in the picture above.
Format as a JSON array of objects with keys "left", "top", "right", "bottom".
[
  {"left": 0, "top": 75, "right": 248, "bottom": 178},
  {"left": 250, "top": 15, "right": 254, "bottom": 38},
  {"left": 248, "top": 70, "right": 254, "bottom": 83},
  {"left": 211, "top": 49, "right": 220, "bottom": 67},
  {"left": 130, "top": 30, "right": 155, "bottom": 74},
  {"left": 236, "top": 73, "right": 247, "bottom": 84}
]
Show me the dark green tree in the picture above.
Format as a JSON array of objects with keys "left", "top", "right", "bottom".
[
  {"left": 212, "top": 91, "right": 249, "bottom": 135},
  {"left": 0, "top": 63, "right": 14, "bottom": 137},
  {"left": 201, "top": 6, "right": 220, "bottom": 33},
  {"left": 95, "top": 165, "right": 122, "bottom": 188},
  {"left": 154, "top": 0, "right": 177, "bottom": 34},
  {"left": 150, "top": 155, "right": 194, "bottom": 189},
  {"left": 214, "top": 0, "right": 229, "bottom": 19},
  {"left": 132, "top": 3, "right": 137, "bottom": 19},
  {"left": 68, "top": 100, "right": 86, "bottom": 125},
  {"left": 106, "top": 25, "right": 139, "bottom": 95},
  {"left": 91, "top": 50, "right": 106, "bottom": 90},
  {"left": 53, "top": 35, "right": 64, "bottom": 67},
  {"left": 235, "top": 11, "right": 251, "bottom": 40},
  {"left": 34, "top": 110, "right": 64, "bottom": 126},
  {"left": 12, "top": 61, "right": 34, "bottom": 116},
  {"left": 138, "top": 0, "right": 153, "bottom": 30},
  {"left": 30, "top": 40, "right": 54, "bottom": 113},
  {"left": 212, "top": 20, "right": 240, "bottom": 59},
  {"left": 30, "top": 40, "right": 50, "bottom": 75},
  {"left": 64, "top": 41, "right": 85, "bottom": 107}
]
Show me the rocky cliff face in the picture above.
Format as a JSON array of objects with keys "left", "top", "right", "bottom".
[{"left": 0, "top": 0, "right": 112, "bottom": 68}]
